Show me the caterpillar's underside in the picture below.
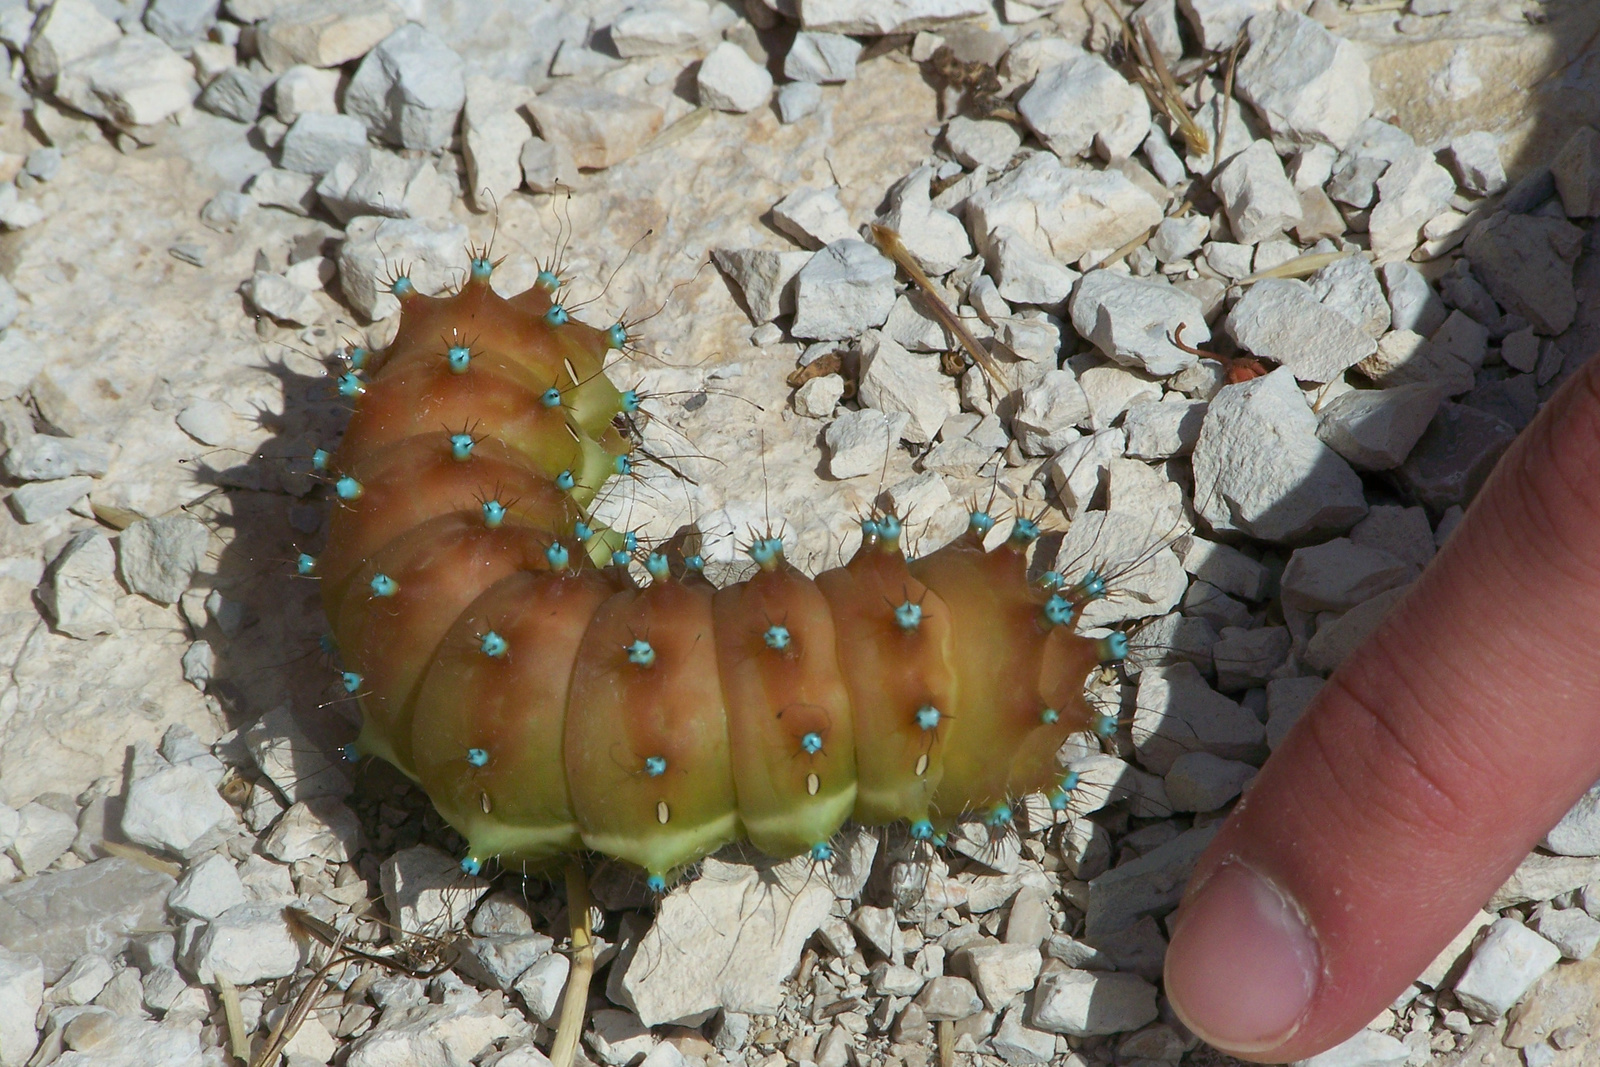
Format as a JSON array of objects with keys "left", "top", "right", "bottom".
[{"left": 314, "top": 254, "right": 1123, "bottom": 889}]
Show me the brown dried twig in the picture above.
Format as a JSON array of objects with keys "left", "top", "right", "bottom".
[{"left": 869, "top": 223, "right": 1003, "bottom": 398}]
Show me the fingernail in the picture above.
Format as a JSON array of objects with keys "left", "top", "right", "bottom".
[{"left": 1164, "top": 862, "right": 1319, "bottom": 1054}]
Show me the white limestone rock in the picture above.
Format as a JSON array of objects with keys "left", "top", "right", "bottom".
[
  {"left": 773, "top": 186, "right": 856, "bottom": 250},
  {"left": 1446, "top": 131, "right": 1507, "bottom": 198},
  {"left": 1552, "top": 125, "right": 1600, "bottom": 217},
  {"left": 1011, "top": 369, "right": 1090, "bottom": 456},
  {"left": 54, "top": 34, "right": 200, "bottom": 130},
  {"left": 1452, "top": 918, "right": 1561, "bottom": 1021},
  {"left": 1132, "top": 662, "right": 1264, "bottom": 774},
  {"left": 877, "top": 166, "right": 972, "bottom": 276},
  {"left": 622, "top": 858, "right": 832, "bottom": 1024},
  {"left": 697, "top": 41, "right": 772, "bottom": 113},
  {"left": 526, "top": 85, "right": 665, "bottom": 171},
  {"left": 1192, "top": 368, "right": 1367, "bottom": 542},
  {"left": 1310, "top": 254, "right": 1390, "bottom": 339},
  {"left": 945, "top": 116, "right": 1021, "bottom": 171},
  {"left": 1069, "top": 271, "right": 1207, "bottom": 377},
  {"left": 1281, "top": 538, "right": 1415, "bottom": 613},
  {"left": 1368, "top": 147, "right": 1458, "bottom": 262},
  {"left": 858, "top": 332, "right": 958, "bottom": 445},
  {"left": 255, "top": 0, "right": 404, "bottom": 70},
  {"left": 121, "top": 765, "right": 238, "bottom": 858},
  {"left": 784, "top": 31, "right": 861, "bottom": 83},
  {"left": 1123, "top": 397, "right": 1206, "bottom": 459},
  {"left": 1164, "top": 751, "right": 1257, "bottom": 812},
  {"left": 1212, "top": 140, "right": 1301, "bottom": 244},
  {"left": 338, "top": 215, "right": 468, "bottom": 320},
  {"left": 798, "top": 0, "right": 991, "bottom": 35},
  {"left": 1224, "top": 279, "right": 1375, "bottom": 384},
  {"left": 824, "top": 408, "right": 910, "bottom": 479},
  {"left": 1044, "top": 509, "right": 1187, "bottom": 627},
  {"left": 1315, "top": 382, "right": 1443, "bottom": 471},
  {"left": 1236, "top": 8, "right": 1372, "bottom": 151},
  {"left": 966, "top": 153, "right": 1163, "bottom": 274},
  {"left": 790, "top": 239, "right": 896, "bottom": 340},
  {"left": 381, "top": 845, "right": 490, "bottom": 936},
  {"left": 1032, "top": 970, "right": 1159, "bottom": 1035},
  {"left": 1018, "top": 52, "right": 1150, "bottom": 162}
]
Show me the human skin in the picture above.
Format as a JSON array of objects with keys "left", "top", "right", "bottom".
[{"left": 1163, "top": 354, "right": 1600, "bottom": 1061}]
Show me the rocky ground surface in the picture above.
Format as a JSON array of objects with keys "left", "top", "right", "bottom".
[{"left": 2, "top": 0, "right": 1600, "bottom": 1066}]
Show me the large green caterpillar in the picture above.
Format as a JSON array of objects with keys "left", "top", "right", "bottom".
[{"left": 308, "top": 249, "right": 1125, "bottom": 892}]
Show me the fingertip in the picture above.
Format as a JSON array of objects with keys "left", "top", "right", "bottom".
[{"left": 1164, "top": 861, "right": 1321, "bottom": 1060}]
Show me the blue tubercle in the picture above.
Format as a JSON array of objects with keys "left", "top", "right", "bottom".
[
  {"left": 1098, "top": 632, "right": 1129, "bottom": 662},
  {"left": 1079, "top": 570, "right": 1107, "bottom": 600},
  {"left": 684, "top": 554, "right": 704, "bottom": 572},
  {"left": 346, "top": 346, "right": 367, "bottom": 370},
  {"left": 555, "top": 470, "right": 576, "bottom": 492},
  {"left": 1060, "top": 771, "right": 1080, "bottom": 792},
  {"left": 748, "top": 537, "right": 784, "bottom": 568},
  {"left": 450, "top": 433, "right": 475, "bottom": 461},
  {"left": 626, "top": 639, "right": 656, "bottom": 667},
  {"left": 541, "top": 387, "right": 562, "bottom": 408},
  {"left": 480, "top": 631, "right": 507, "bottom": 657},
  {"left": 860, "top": 518, "right": 881, "bottom": 539},
  {"left": 482, "top": 499, "right": 505, "bottom": 528},
  {"left": 1038, "top": 571, "right": 1064, "bottom": 591},
  {"left": 610, "top": 550, "right": 630, "bottom": 568},
  {"left": 614, "top": 454, "right": 632, "bottom": 476},
  {"left": 606, "top": 323, "right": 627, "bottom": 349},
  {"left": 447, "top": 345, "right": 471, "bottom": 374},
  {"left": 536, "top": 269, "right": 560, "bottom": 292},
  {"left": 968, "top": 510, "right": 994, "bottom": 536},
  {"left": 1040, "top": 707, "right": 1059, "bottom": 724},
  {"left": 1093, "top": 712, "right": 1119, "bottom": 738},
  {"left": 646, "top": 874, "right": 666, "bottom": 894},
  {"left": 336, "top": 475, "right": 362, "bottom": 500},
  {"left": 878, "top": 514, "right": 902, "bottom": 541},
  {"left": 341, "top": 671, "right": 362, "bottom": 692},
  {"left": 312, "top": 448, "right": 330, "bottom": 471},
  {"left": 1043, "top": 595, "right": 1073, "bottom": 627},
  {"left": 620, "top": 389, "right": 640, "bottom": 413},
  {"left": 810, "top": 842, "right": 833, "bottom": 862},
  {"left": 1010, "top": 517, "right": 1040, "bottom": 544},
  {"left": 471, "top": 256, "right": 493, "bottom": 280},
  {"left": 337, "top": 372, "right": 363, "bottom": 398},
  {"left": 800, "top": 731, "right": 823, "bottom": 754},
  {"left": 623, "top": 531, "right": 639, "bottom": 552},
  {"left": 341, "top": 743, "right": 359, "bottom": 762},
  {"left": 460, "top": 856, "right": 482, "bottom": 876},
  {"left": 915, "top": 705, "right": 940, "bottom": 731},
  {"left": 546, "top": 543, "right": 571, "bottom": 571},
  {"left": 467, "top": 747, "right": 489, "bottom": 767},
  {"left": 764, "top": 624, "right": 791, "bottom": 651},
  {"left": 574, "top": 521, "right": 593, "bottom": 542},
  {"left": 390, "top": 275, "right": 414, "bottom": 297},
  {"left": 986, "top": 803, "right": 1012, "bottom": 827},
  {"left": 894, "top": 600, "right": 922, "bottom": 631},
  {"left": 545, "top": 304, "right": 568, "bottom": 327},
  {"left": 644, "top": 755, "right": 666, "bottom": 777},
  {"left": 370, "top": 573, "right": 397, "bottom": 597},
  {"left": 297, "top": 553, "right": 315, "bottom": 576},
  {"left": 645, "top": 553, "right": 670, "bottom": 581},
  {"left": 910, "top": 819, "right": 934, "bottom": 840}
]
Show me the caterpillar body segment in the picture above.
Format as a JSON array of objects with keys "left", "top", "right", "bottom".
[
  {"left": 323, "top": 261, "right": 1114, "bottom": 884},
  {"left": 813, "top": 524, "right": 954, "bottom": 832},
  {"left": 713, "top": 552, "right": 858, "bottom": 860},
  {"left": 411, "top": 568, "right": 616, "bottom": 867},
  {"left": 565, "top": 578, "right": 741, "bottom": 883}
]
